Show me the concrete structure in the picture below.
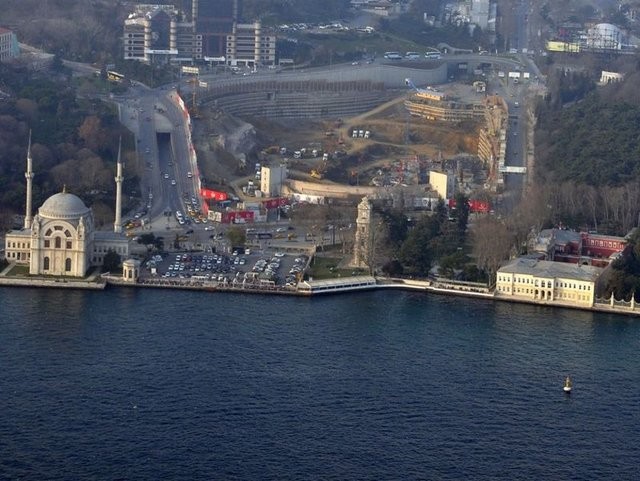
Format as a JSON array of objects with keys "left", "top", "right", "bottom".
[
  {"left": 496, "top": 258, "right": 602, "bottom": 307},
  {"left": 471, "top": 0, "right": 491, "bottom": 30},
  {"left": 477, "top": 95, "right": 508, "bottom": 187},
  {"left": 4, "top": 142, "right": 129, "bottom": 277},
  {"left": 429, "top": 170, "right": 455, "bottom": 200},
  {"left": 586, "top": 23, "right": 624, "bottom": 51},
  {"left": 260, "top": 164, "right": 287, "bottom": 197},
  {"left": 193, "top": 0, "right": 239, "bottom": 59},
  {"left": 123, "top": 4, "right": 182, "bottom": 64},
  {"left": 404, "top": 90, "right": 486, "bottom": 122},
  {"left": 600, "top": 70, "right": 624, "bottom": 84},
  {"left": 123, "top": 1, "right": 275, "bottom": 66},
  {"left": 226, "top": 21, "right": 276, "bottom": 67},
  {"left": 0, "top": 27, "right": 19, "bottom": 62},
  {"left": 352, "top": 196, "right": 373, "bottom": 269},
  {"left": 122, "top": 258, "right": 141, "bottom": 282}
]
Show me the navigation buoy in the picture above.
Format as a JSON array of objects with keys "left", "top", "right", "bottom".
[{"left": 563, "top": 376, "right": 572, "bottom": 393}]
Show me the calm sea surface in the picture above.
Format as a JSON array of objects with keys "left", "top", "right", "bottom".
[{"left": 1, "top": 287, "right": 639, "bottom": 480}]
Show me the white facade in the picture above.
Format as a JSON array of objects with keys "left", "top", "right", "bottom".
[
  {"left": 471, "top": 0, "right": 490, "bottom": 30},
  {"left": 123, "top": 5, "right": 275, "bottom": 65},
  {"left": 260, "top": 165, "right": 287, "bottom": 196},
  {"left": 226, "top": 21, "right": 276, "bottom": 67},
  {"left": 5, "top": 192, "right": 129, "bottom": 277},
  {"left": 4, "top": 143, "right": 129, "bottom": 278},
  {"left": 496, "top": 258, "right": 602, "bottom": 308},
  {"left": 429, "top": 170, "right": 455, "bottom": 200},
  {"left": 0, "top": 27, "right": 19, "bottom": 62}
]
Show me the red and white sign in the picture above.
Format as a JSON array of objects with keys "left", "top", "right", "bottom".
[
  {"left": 448, "top": 198, "right": 491, "bottom": 213},
  {"left": 200, "top": 188, "right": 228, "bottom": 201},
  {"left": 262, "top": 197, "right": 289, "bottom": 209}
]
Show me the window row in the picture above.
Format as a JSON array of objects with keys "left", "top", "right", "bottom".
[
  {"left": 42, "top": 257, "right": 72, "bottom": 272},
  {"left": 8, "top": 241, "right": 30, "bottom": 249},
  {"left": 43, "top": 238, "right": 73, "bottom": 249}
]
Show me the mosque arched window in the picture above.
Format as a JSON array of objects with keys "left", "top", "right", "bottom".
[
  {"left": 45, "top": 229, "right": 52, "bottom": 236},
  {"left": 65, "top": 258, "right": 72, "bottom": 272},
  {"left": 43, "top": 257, "right": 50, "bottom": 270},
  {"left": 64, "top": 230, "right": 71, "bottom": 237},
  {"left": 55, "top": 237, "right": 61, "bottom": 249}
]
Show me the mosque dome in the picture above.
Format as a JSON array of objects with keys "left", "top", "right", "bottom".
[{"left": 39, "top": 191, "right": 91, "bottom": 220}]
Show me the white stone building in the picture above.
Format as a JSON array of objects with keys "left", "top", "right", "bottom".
[
  {"left": 496, "top": 258, "right": 603, "bottom": 308},
  {"left": 4, "top": 139, "right": 129, "bottom": 277}
]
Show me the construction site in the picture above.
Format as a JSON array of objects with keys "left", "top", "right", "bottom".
[{"left": 189, "top": 64, "right": 506, "bottom": 206}]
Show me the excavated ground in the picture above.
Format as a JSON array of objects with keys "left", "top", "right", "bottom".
[{"left": 193, "top": 93, "right": 481, "bottom": 190}]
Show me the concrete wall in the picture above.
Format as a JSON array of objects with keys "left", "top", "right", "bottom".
[{"left": 285, "top": 180, "right": 378, "bottom": 199}]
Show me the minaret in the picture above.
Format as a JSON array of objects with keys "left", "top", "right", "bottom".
[
  {"left": 24, "top": 130, "right": 34, "bottom": 230},
  {"left": 114, "top": 137, "right": 124, "bottom": 233}
]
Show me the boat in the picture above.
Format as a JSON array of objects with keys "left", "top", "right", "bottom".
[{"left": 563, "top": 376, "right": 572, "bottom": 393}]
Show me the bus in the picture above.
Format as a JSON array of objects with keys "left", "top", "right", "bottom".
[
  {"left": 425, "top": 51, "right": 441, "bottom": 59},
  {"left": 383, "top": 52, "right": 402, "bottom": 60}
]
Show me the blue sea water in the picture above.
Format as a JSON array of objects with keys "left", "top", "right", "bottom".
[{"left": 0, "top": 287, "right": 639, "bottom": 480}]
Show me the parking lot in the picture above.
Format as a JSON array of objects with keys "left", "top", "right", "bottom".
[{"left": 142, "top": 249, "right": 309, "bottom": 288}]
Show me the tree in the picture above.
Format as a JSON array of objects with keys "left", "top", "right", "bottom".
[
  {"left": 102, "top": 249, "right": 121, "bottom": 273},
  {"left": 78, "top": 115, "right": 108, "bottom": 153},
  {"left": 472, "top": 217, "right": 513, "bottom": 283},
  {"left": 453, "top": 192, "right": 470, "bottom": 239},
  {"left": 227, "top": 226, "right": 246, "bottom": 248},
  {"left": 380, "top": 207, "right": 409, "bottom": 249},
  {"left": 360, "top": 220, "right": 390, "bottom": 275}
]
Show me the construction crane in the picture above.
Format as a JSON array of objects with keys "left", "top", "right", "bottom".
[
  {"left": 404, "top": 78, "right": 441, "bottom": 96},
  {"left": 404, "top": 78, "right": 427, "bottom": 94}
]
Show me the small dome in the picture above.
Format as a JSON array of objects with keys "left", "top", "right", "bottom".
[{"left": 39, "top": 191, "right": 90, "bottom": 219}]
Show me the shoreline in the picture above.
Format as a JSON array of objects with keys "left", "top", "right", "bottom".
[{"left": 0, "top": 272, "right": 638, "bottom": 317}]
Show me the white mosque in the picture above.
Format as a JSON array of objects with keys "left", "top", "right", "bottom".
[{"left": 4, "top": 136, "right": 129, "bottom": 277}]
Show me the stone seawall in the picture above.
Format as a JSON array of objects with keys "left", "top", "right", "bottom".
[{"left": 0, "top": 277, "right": 106, "bottom": 290}]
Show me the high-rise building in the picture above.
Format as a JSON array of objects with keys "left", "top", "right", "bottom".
[
  {"left": 124, "top": 1, "right": 274, "bottom": 66},
  {"left": 0, "top": 27, "right": 20, "bottom": 62},
  {"left": 193, "top": 0, "right": 241, "bottom": 58}
]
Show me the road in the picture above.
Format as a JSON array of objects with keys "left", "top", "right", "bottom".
[{"left": 114, "top": 46, "right": 544, "bottom": 233}]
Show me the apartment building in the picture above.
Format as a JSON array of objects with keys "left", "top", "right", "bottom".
[
  {"left": 124, "top": 2, "right": 275, "bottom": 66},
  {"left": 0, "top": 27, "right": 19, "bottom": 62}
]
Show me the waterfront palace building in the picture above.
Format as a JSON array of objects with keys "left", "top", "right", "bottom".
[
  {"left": 495, "top": 258, "right": 603, "bottom": 308},
  {"left": 4, "top": 138, "right": 129, "bottom": 277}
]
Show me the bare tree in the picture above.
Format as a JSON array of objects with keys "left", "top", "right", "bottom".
[
  {"left": 291, "top": 204, "right": 328, "bottom": 248},
  {"left": 360, "top": 219, "right": 389, "bottom": 275},
  {"left": 472, "top": 216, "right": 514, "bottom": 282}
]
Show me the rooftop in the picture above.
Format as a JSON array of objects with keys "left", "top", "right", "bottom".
[{"left": 499, "top": 258, "right": 603, "bottom": 282}]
